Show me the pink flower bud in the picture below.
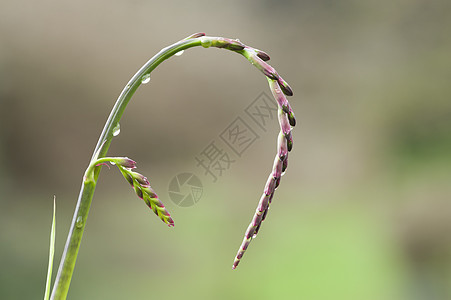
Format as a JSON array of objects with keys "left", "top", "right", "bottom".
[
  {"left": 252, "top": 211, "right": 263, "bottom": 227},
  {"left": 272, "top": 156, "right": 283, "bottom": 178},
  {"left": 115, "top": 157, "right": 137, "bottom": 169},
  {"left": 282, "top": 156, "right": 288, "bottom": 172},
  {"left": 269, "top": 80, "right": 288, "bottom": 108},
  {"left": 278, "top": 132, "right": 288, "bottom": 161},
  {"left": 264, "top": 176, "right": 276, "bottom": 196},
  {"left": 285, "top": 132, "right": 293, "bottom": 152},
  {"left": 277, "top": 77, "right": 293, "bottom": 96},
  {"left": 278, "top": 109, "right": 291, "bottom": 136},
  {"left": 134, "top": 185, "right": 143, "bottom": 199},
  {"left": 288, "top": 111, "right": 296, "bottom": 127},
  {"left": 245, "top": 223, "right": 256, "bottom": 239},
  {"left": 257, "top": 193, "right": 271, "bottom": 212},
  {"left": 248, "top": 54, "right": 279, "bottom": 80},
  {"left": 142, "top": 186, "right": 158, "bottom": 198},
  {"left": 213, "top": 37, "right": 245, "bottom": 51},
  {"left": 254, "top": 49, "right": 270, "bottom": 61},
  {"left": 130, "top": 172, "right": 150, "bottom": 187}
]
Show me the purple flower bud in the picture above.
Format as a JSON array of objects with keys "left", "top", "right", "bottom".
[
  {"left": 115, "top": 157, "right": 137, "bottom": 169},
  {"left": 272, "top": 156, "right": 283, "bottom": 178},
  {"left": 142, "top": 186, "right": 158, "bottom": 198},
  {"left": 242, "top": 239, "right": 251, "bottom": 251},
  {"left": 245, "top": 223, "right": 256, "bottom": 239},
  {"left": 282, "top": 156, "right": 288, "bottom": 172},
  {"left": 254, "top": 49, "right": 270, "bottom": 61},
  {"left": 278, "top": 109, "right": 291, "bottom": 136},
  {"left": 277, "top": 77, "right": 293, "bottom": 96},
  {"left": 257, "top": 193, "right": 270, "bottom": 212},
  {"left": 269, "top": 80, "right": 289, "bottom": 108},
  {"left": 261, "top": 206, "right": 269, "bottom": 221},
  {"left": 274, "top": 176, "right": 281, "bottom": 189},
  {"left": 152, "top": 207, "right": 159, "bottom": 217},
  {"left": 280, "top": 103, "right": 296, "bottom": 127},
  {"left": 225, "top": 39, "right": 245, "bottom": 51},
  {"left": 130, "top": 172, "right": 150, "bottom": 187},
  {"left": 213, "top": 37, "right": 245, "bottom": 51},
  {"left": 134, "top": 185, "right": 143, "bottom": 199},
  {"left": 264, "top": 176, "right": 276, "bottom": 196},
  {"left": 252, "top": 211, "right": 263, "bottom": 227},
  {"left": 285, "top": 132, "right": 293, "bottom": 152},
  {"left": 248, "top": 54, "right": 279, "bottom": 80},
  {"left": 288, "top": 111, "right": 296, "bottom": 127},
  {"left": 277, "top": 132, "right": 288, "bottom": 160},
  {"left": 282, "top": 104, "right": 290, "bottom": 114}
]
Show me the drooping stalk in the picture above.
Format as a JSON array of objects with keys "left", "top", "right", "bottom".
[{"left": 50, "top": 33, "right": 295, "bottom": 299}]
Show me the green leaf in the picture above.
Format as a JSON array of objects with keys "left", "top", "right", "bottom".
[{"left": 44, "top": 196, "right": 56, "bottom": 300}]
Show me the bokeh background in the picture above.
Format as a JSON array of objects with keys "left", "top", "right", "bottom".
[{"left": 1, "top": 0, "right": 451, "bottom": 299}]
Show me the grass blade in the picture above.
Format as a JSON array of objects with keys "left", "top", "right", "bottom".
[{"left": 44, "top": 196, "right": 56, "bottom": 300}]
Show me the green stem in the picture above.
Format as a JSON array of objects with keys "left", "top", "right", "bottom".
[
  {"left": 50, "top": 34, "right": 267, "bottom": 299},
  {"left": 50, "top": 36, "right": 202, "bottom": 300}
]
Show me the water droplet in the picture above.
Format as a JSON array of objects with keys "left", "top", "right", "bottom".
[
  {"left": 112, "top": 123, "right": 121, "bottom": 137},
  {"left": 175, "top": 50, "right": 184, "bottom": 56},
  {"left": 252, "top": 234, "right": 257, "bottom": 239},
  {"left": 110, "top": 161, "right": 116, "bottom": 165},
  {"left": 141, "top": 73, "right": 151, "bottom": 84},
  {"left": 235, "top": 38, "right": 241, "bottom": 42},
  {"left": 281, "top": 171, "right": 286, "bottom": 176},
  {"left": 76, "top": 216, "right": 83, "bottom": 228},
  {"left": 200, "top": 37, "right": 212, "bottom": 48}
]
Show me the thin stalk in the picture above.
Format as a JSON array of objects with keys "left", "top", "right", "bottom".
[
  {"left": 50, "top": 36, "right": 202, "bottom": 300},
  {"left": 50, "top": 33, "right": 294, "bottom": 299}
]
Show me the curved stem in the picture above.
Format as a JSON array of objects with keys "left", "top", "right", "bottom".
[
  {"left": 50, "top": 36, "right": 203, "bottom": 300},
  {"left": 50, "top": 33, "right": 294, "bottom": 299}
]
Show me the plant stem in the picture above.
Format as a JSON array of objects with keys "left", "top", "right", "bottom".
[
  {"left": 50, "top": 37, "right": 202, "bottom": 300},
  {"left": 50, "top": 33, "right": 292, "bottom": 298}
]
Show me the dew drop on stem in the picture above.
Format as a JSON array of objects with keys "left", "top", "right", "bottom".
[
  {"left": 113, "top": 123, "right": 121, "bottom": 137},
  {"left": 76, "top": 216, "right": 83, "bottom": 228},
  {"left": 200, "top": 37, "right": 212, "bottom": 48},
  {"left": 175, "top": 50, "right": 184, "bottom": 56},
  {"left": 141, "top": 73, "right": 151, "bottom": 84}
]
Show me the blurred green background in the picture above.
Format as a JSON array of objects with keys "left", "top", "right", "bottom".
[{"left": 1, "top": 0, "right": 451, "bottom": 299}]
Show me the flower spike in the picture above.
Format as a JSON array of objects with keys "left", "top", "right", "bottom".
[
  {"left": 86, "top": 156, "right": 174, "bottom": 227},
  {"left": 229, "top": 43, "right": 296, "bottom": 269}
]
